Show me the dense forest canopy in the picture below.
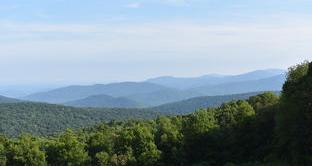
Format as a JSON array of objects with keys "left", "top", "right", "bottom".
[
  {"left": 0, "top": 61, "right": 310, "bottom": 166},
  {"left": 0, "top": 103, "right": 161, "bottom": 137},
  {"left": 0, "top": 92, "right": 276, "bottom": 137}
]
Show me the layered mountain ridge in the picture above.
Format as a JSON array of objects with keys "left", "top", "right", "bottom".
[{"left": 22, "top": 69, "right": 286, "bottom": 108}]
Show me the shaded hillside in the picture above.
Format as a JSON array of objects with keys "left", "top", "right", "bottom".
[
  {"left": 24, "top": 82, "right": 167, "bottom": 104},
  {"left": 65, "top": 94, "right": 141, "bottom": 108},
  {"left": 152, "top": 91, "right": 280, "bottom": 114},
  {"left": 0, "top": 102, "right": 161, "bottom": 137},
  {"left": 126, "top": 89, "right": 203, "bottom": 107},
  {"left": 0, "top": 95, "right": 22, "bottom": 103}
]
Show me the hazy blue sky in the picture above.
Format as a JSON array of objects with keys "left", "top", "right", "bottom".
[{"left": 1, "top": 0, "right": 312, "bottom": 85}]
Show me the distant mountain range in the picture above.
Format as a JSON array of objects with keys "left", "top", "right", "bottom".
[
  {"left": 22, "top": 69, "right": 286, "bottom": 108},
  {"left": 24, "top": 82, "right": 167, "bottom": 104},
  {"left": 189, "top": 74, "right": 285, "bottom": 96},
  {"left": 146, "top": 69, "right": 285, "bottom": 89},
  {"left": 151, "top": 91, "right": 280, "bottom": 115}
]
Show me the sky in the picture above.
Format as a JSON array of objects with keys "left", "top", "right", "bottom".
[{"left": 0, "top": 0, "right": 312, "bottom": 85}]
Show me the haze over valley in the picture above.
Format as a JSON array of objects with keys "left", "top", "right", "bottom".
[{"left": 20, "top": 69, "right": 285, "bottom": 108}]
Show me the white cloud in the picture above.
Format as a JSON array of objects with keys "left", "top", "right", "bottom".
[
  {"left": 1, "top": 19, "right": 312, "bottom": 61},
  {"left": 0, "top": 15, "right": 312, "bottom": 83}
]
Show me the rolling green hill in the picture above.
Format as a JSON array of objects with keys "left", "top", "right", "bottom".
[{"left": 0, "top": 102, "right": 161, "bottom": 137}]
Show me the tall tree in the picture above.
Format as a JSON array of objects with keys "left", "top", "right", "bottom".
[
  {"left": 276, "top": 61, "right": 312, "bottom": 165},
  {"left": 155, "top": 116, "right": 183, "bottom": 166},
  {"left": 182, "top": 109, "right": 219, "bottom": 165}
]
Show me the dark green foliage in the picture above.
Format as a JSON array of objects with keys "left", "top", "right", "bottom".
[
  {"left": 95, "top": 152, "right": 110, "bottom": 166},
  {"left": 114, "top": 122, "right": 161, "bottom": 166},
  {"left": 0, "top": 136, "right": 7, "bottom": 166},
  {"left": 182, "top": 109, "right": 219, "bottom": 165},
  {"left": 275, "top": 61, "right": 312, "bottom": 165},
  {"left": 215, "top": 100, "right": 255, "bottom": 128},
  {"left": 45, "top": 130, "right": 89, "bottom": 166},
  {"left": 6, "top": 135, "right": 47, "bottom": 166},
  {"left": 155, "top": 116, "right": 183, "bottom": 166},
  {"left": 248, "top": 92, "right": 279, "bottom": 112},
  {"left": 0, "top": 102, "right": 162, "bottom": 137}
]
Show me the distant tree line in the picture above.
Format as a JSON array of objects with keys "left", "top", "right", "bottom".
[{"left": 0, "top": 61, "right": 311, "bottom": 166}]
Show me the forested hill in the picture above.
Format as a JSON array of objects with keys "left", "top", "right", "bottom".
[
  {"left": 152, "top": 91, "right": 280, "bottom": 114},
  {"left": 0, "top": 102, "right": 161, "bottom": 137},
  {"left": 0, "top": 95, "right": 21, "bottom": 103}
]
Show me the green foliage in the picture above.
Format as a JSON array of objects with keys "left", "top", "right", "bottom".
[
  {"left": 45, "top": 130, "right": 89, "bottom": 166},
  {"left": 155, "top": 116, "right": 183, "bottom": 165},
  {"left": 182, "top": 109, "right": 219, "bottom": 165},
  {"left": 0, "top": 135, "right": 7, "bottom": 166},
  {"left": 7, "top": 135, "right": 46, "bottom": 166},
  {"left": 86, "top": 125, "right": 114, "bottom": 165},
  {"left": 114, "top": 123, "right": 161, "bottom": 166},
  {"left": 248, "top": 92, "right": 279, "bottom": 112},
  {"left": 275, "top": 61, "right": 312, "bottom": 165},
  {"left": 215, "top": 100, "right": 255, "bottom": 128},
  {"left": 184, "top": 109, "right": 219, "bottom": 136},
  {"left": 95, "top": 152, "right": 110, "bottom": 166},
  {"left": 285, "top": 61, "right": 309, "bottom": 82},
  {"left": 0, "top": 102, "right": 161, "bottom": 137}
]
